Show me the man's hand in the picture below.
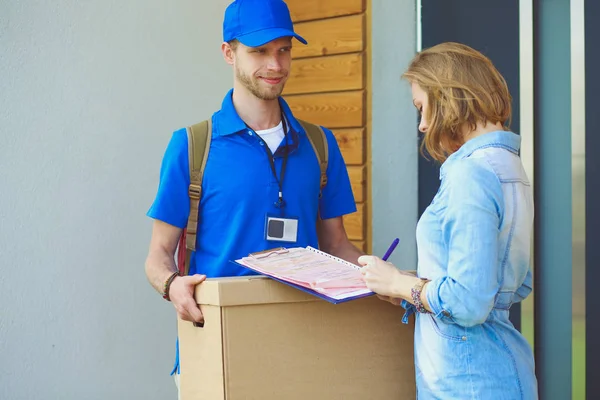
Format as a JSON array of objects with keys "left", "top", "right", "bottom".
[
  {"left": 168, "top": 274, "right": 206, "bottom": 323},
  {"left": 145, "top": 221, "right": 207, "bottom": 323}
]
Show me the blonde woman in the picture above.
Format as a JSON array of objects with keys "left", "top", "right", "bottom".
[{"left": 359, "top": 43, "right": 538, "bottom": 399}]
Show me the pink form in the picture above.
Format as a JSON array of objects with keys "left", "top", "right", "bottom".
[{"left": 236, "top": 247, "right": 370, "bottom": 299}]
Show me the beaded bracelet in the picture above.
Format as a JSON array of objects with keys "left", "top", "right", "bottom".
[
  {"left": 162, "top": 271, "right": 180, "bottom": 301},
  {"left": 411, "top": 278, "right": 430, "bottom": 314}
]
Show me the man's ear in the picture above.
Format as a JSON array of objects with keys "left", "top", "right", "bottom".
[{"left": 222, "top": 42, "right": 235, "bottom": 65}]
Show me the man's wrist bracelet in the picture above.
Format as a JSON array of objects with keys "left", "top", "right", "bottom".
[{"left": 162, "top": 271, "right": 180, "bottom": 301}]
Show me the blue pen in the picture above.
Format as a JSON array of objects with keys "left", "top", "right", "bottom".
[{"left": 382, "top": 238, "right": 400, "bottom": 261}]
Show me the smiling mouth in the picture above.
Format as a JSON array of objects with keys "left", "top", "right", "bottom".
[{"left": 259, "top": 77, "right": 284, "bottom": 85}]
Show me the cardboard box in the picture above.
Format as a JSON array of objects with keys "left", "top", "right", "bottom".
[{"left": 178, "top": 276, "right": 415, "bottom": 400}]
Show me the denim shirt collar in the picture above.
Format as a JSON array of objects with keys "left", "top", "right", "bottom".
[
  {"left": 440, "top": 130, "right": 521, "bottom": 179},
  {"left": 213, "top": 88, "right": 304, "bottom": 137}
]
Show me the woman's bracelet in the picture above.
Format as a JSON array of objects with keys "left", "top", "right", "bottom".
[{"left": 411, "top": 278, "right": 430, "bottom": 313}]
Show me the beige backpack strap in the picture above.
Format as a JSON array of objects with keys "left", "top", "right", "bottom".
[
  {"left": 298, "top": 119, "right": 329, "bottom": 197},
  {"left": 183, "top": 119, "right": 212, "bottom": 275}
]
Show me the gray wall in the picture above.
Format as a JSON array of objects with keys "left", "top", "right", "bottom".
[
  {"left": 371, "top": 0, "right": 418, "bottom": 268},
  {"left": 0, "top": 1, "right": 231, "bottom": 399}
]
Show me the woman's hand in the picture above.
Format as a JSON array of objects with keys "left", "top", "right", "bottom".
[
  {"left": 358, "top": 255, "right": 414, "bottom": 298},
  {"left": 376, "top": 295, "right": 403, "bottom": 306}
]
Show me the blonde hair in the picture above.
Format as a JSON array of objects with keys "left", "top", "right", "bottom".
[{"left": 402, "top": 42, "right": 512, "bottom": 162}]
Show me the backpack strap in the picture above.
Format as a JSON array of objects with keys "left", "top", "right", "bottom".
[
  {"left": 298, "top": 119, "right": 328, "bottom": 197},
  {"left": 177, "top": 119, "right": 212, "bottom": 276}
]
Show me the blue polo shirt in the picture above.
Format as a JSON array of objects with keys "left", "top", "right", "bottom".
[{"left": 147, "top": 89, "right": 356, "bottom": 278}]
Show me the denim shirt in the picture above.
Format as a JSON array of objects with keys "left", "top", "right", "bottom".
[{"left": 410, "top": 131, "right": 538, "bottom": 399}]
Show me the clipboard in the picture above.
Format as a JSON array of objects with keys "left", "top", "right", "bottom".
[{"left": 234, "top": 246, "right": 374, "bottom": 304}]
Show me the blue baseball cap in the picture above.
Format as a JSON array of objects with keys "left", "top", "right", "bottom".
[{"left": 223, "top": 0, "right": 307, "bottom": 47}]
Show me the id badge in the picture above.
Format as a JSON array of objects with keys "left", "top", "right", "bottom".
[{"left": 265, "top": 215, "right": 299, "bottom": 243}]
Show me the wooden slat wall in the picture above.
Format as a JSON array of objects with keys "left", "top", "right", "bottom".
[
  {"left": 285, "top": 0, "right": 369, "bottom": 252},
  {"left": 285, "top": 53, "right": 364, "bottom": 95},
  {"left": 288, "top": 0, "right": 364, "bottom": 22},
  {"left": 285, "top": 91, "right": 364, "bottom": 128},
  {"left": 292, "top": 15, "right": 364, "bottom": 58}
]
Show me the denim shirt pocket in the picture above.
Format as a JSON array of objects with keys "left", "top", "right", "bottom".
[{"left": 427, "top": 314, "right": 468, "bottom": 342}]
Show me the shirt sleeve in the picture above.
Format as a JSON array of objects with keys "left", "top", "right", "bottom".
[
  {"left": 146, "top": 128, "right": 190, "bottom": 229},
  {"left": 425, "top": 158, "right": 504, "bottom": 327},
  {"left": 318, "top": 127, "right": 357, "bottom": 219}
]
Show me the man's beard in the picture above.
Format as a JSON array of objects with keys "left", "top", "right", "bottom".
[{"left": 236, "top": 66, "right": 286, "bottom": 101}]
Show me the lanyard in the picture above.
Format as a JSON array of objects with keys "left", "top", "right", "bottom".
[{"left": 247, "top": 116, "right": 289, "bottom": 209}]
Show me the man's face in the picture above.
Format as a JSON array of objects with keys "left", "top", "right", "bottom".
[{"left": 228, "top": 37, "right": 293, "bottom": 100}]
